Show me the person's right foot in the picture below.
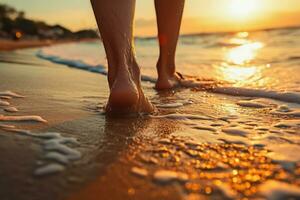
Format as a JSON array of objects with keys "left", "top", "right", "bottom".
[
  {"left": 105, "top": 64, "right": 155, "bottom": 115},
  {"left": 155, "top": 72, "right": 181, "bottom": 90}
]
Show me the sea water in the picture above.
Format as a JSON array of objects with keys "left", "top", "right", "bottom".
[{"left": 38, "top": 27, "right": 300, "bottom": 99}]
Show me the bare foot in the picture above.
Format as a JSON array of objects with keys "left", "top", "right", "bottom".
[
  {"left": 155, "top": 72, "right": 181, "bottom": 90},
  {"left": 106, "top": 63, "right": 155, "bottom": 114},
  {"left": 156, "top": 68, "right": 217, "bottom": 90}
]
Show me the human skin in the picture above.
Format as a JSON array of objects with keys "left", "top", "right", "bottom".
[
  {"left": 155, "top": 0, "right": 185, "bottom": 90},
  {"left": 91, "top": 0, "right": 184, "bottom": 114}
]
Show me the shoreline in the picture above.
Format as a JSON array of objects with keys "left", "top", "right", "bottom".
[{"left": 0, "top": 38, "right": 99, "bottom": 51}]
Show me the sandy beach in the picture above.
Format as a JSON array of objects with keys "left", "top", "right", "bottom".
[
  {"left": 0, "top": 39, "right": 98, "bottom": 52},
  {"left": 0, "top": 49, "right": 184, "bottom": 200},
  {"left": 0, "top": 46, "right": 300, "bottom": 200},
  {"left": 2, "top": 0, "right": 300, "bottom": 199},
  {"left": 0, "top": 39, "right": 56, "bottom": 51}
]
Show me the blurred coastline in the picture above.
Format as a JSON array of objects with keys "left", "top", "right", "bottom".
[
  {"left": 0, "top": 3, "right": 99, "bottom": 51},
  {"left": 0, "top": 38, "right": 98, "bottom": 51}
]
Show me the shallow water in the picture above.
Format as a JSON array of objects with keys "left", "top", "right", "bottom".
[{"left": 39, "top": 27, "right": 300, "bottom": 95}]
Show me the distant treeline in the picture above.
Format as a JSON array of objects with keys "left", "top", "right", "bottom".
[{"left": 0, "top": 4, "right": 99, "bottom": 40}]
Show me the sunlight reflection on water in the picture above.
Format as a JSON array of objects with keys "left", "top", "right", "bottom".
[
  {"left": 227, "top": 42, "right": 263, "bottom": 65},
  {"left": 218, "top": 32, "right": 265, "bottom": 86}
]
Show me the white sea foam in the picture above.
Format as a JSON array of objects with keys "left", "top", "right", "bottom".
[
  {"left": 37, "top": 51, "right": 108, "bottom": 75},
  {"left": 4, "top": 107, "right": 18, "bottom": 113},
  {"left": 0, "top": 91, "right": 25, "bottom": 98},
  {"left": 44, "top": 152, "right": 70, "bottom": 164},
  {"left": 151, "top": 113, "right": 212, "bottom": 121},
  {"left": 2, "top": 129, "right": 81, "bottom": 176},
  {"left": 153, "top": 170, "right": 188, "bottom": 183},
  {"left": 0, "top": 124, "right": 16, "bottom": 129},
  {"left": 44, "top": 141, "right": 82, "bottom": 160},
  {"left": 213, "top": 87, "right": 300, "bottom": 104},
  {"left": 38, "top": 50, "right": 159, "bottom": 83},
  {"left": 0, "top": 96, "right": 12, "bottom": 100},
  {"left": 33, "top": 132, "right": 62, "bottom": 139},
  {"left": 0, "top": 115, "right": 47, "bottom": 123},
  {"left": 34, "top": 163, "right": 65, "bottom": 176},
  {"left": 156, "top": 102, "right": 184, "bottom": 108},
  {"left": 156, "top": 100, "right": 194, "bottom": 109},
  {"left": 131, "top": 167, "right": 148, "bottom": 177},
  {"left": 0, "top": 100, "right": 10, "bottom": 106},
  {"left": 43, "top": 137, "right": 79, "bottom": 146}
]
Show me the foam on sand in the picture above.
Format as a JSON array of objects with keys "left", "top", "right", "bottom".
[
  {"left": 0, "top": 91, "right": 25, "bottom": 98},
  {"left": 0, "top": 100, "right": 10, "bottom": 106},
  {"left": 153, "top": 170, "right": 189, "bottom": 183},
  {"left": 151, "top": 113, "right": 212, "bottom": 121},
  {"left": 44, "top": 152, "right": 70, "bottom": 164},
  {"left": 212, "top": 87, "right": 300, "bottom": 104},
  {"left": 34, "top": 163, "right": 65, "bottom": 176},
  {"left": 2, "top": 129, "right": 81, "bottom": 176},
  {"left": 156, "top": 102, "right": 184, "bottom": 108},
  {"left": 0, "top": 124, "right": 16, "bottom": 129},
  {"left": 0, "top": 96, "right": 12, "bottom": 100},
  {"left": 4, "top": 107, "right": 18, "bottom": 113},
  {"left": 0, "top": 115, "right": 47, "bottom": 123},
  {"left": 156, "top": 100, "right": 194, "bottom": 109},
  {"left": 131, "top": 167, "right": 149, "bottom": 177},
  {"left": 44, "top": 140, "right": 82, "bottom": 161}
]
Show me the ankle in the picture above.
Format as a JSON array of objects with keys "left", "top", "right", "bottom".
[
  {"left": 156, "top": 57, "right": 176, "bottom": 77},
  {"left": 108, "top": 56, "right": 141, "bottom": 86}
]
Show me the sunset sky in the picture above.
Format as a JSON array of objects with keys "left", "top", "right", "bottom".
[{"left": 2, "top": 0, "right": 300, "bottom": 36}]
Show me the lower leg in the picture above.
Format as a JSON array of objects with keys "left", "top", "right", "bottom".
[
  {"left": 154, "top": 0, "right": 185, "bottom": 90},
  {"left": 91, "top": 0, "right": 154, "bottom": 113}
]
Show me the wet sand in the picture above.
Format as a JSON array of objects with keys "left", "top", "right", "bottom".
[
  {"left": 0, "top": 49, "right": 184, "bottom": 200},
  {"left": 0, "top": 49, "right": 300, "bottom": 200},
  {"left": 0, "top": 39, "right": 55, "bottom": 51}
]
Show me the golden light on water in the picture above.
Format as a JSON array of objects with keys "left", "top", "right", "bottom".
[
  {"left": 218, "top": 32, "right": 264, "bottom": 86},
  {"left": 227, "top": 42, "right": 264, "bottom": 65},
  {"left": 236, "top": 32, "right": 249, "bottom": 38},
  {"left": 220, "top": 65, "right": 260, "bottom": 84}
]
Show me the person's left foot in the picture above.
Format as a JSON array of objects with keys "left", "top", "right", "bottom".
[{"left": 106, "top": 62, "right": 155, "bottom": 115}]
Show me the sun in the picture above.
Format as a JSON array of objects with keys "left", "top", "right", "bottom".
[{"left": 228, "top": 0, "right": 260, "bottom": 19}]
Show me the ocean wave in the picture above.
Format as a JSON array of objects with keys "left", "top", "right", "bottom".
[
  {"left": 37, "top": 50, "right": 300, "bottom": 105},
  {"left": 37, "top": 50, "right": 108, "bottom": 75},
  {"left": 37, "top": 50, "right": 157, "bottom": 82},
  {"left": 213, "top": 87, "right": 300, "bottom": 104}
]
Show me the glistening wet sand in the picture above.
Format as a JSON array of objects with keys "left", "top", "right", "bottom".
[{"left": 0, "top": 49, "right": 300, "bottom": 200}]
